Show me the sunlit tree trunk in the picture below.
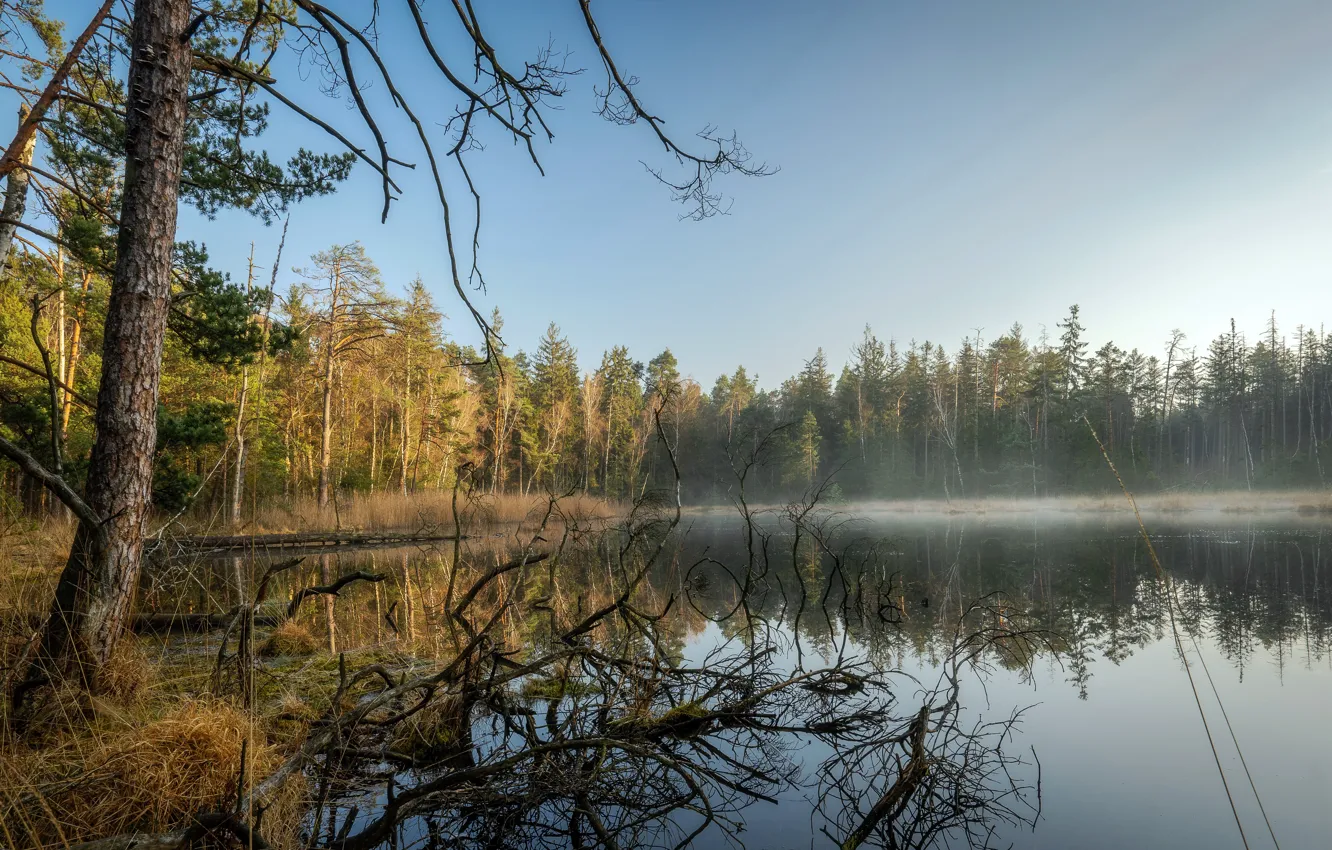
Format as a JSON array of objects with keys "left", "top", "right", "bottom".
[
  {"left": 370, "top": 394, "right": 379, "bottom": 492},
  {"left": 321, "top": 554, "right": 337, "bottom": 653},
  {"left": 26, "top": 0, "right": 192, "bottom": 695},
  {"left": 317, "top": 263, "right": 343, "bottom": 508},
  {"left": 230, "top": 246, "right": 255, "bottom": 525},
  {"left": 60, "top": 271, "right": 92, "bottom": 439},
  {"left": 0, "top": 103, "right": 35, "bottom": 266}
]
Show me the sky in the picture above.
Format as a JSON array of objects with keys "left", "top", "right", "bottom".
[{"left": 24, "top": 0, "right": 1332, "bottom": 388}]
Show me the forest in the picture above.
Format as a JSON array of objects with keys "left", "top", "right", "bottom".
[{"left": 5, "top": 250, "right": 1329, "bottom": 514}]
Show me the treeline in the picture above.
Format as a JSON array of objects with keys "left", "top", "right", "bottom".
[{"left": 4, "top": 237, "right": 1330, "bottom": 514}]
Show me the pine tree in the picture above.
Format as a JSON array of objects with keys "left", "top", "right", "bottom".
[
  {"left": 1057, "top": 304, "right": 1087, "bottom": 396},
  {"left": 530, "top": 323, "right": 580, "bottom": 490}
]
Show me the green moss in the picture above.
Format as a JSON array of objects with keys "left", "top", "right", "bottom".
[
  {"left": 610, "top": 700, "right": 711, "bottom": 738},
  {"left": 519, "top": 675, "right": 601, "bottom": 701},
  {"left": 656, "top": 701, "right": 708, "bottom": 724}
]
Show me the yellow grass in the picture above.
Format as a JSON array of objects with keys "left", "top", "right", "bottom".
[
  {"left": 0, "top": 517, "right": 73, "bottom": 620},
  {"left": 97, "top": 641, "right": 154, "bottom": 704},
  {"left": 221, "top": 490, "right": 617, "bottom": 535},
  {"left": 259, "top": 620, "right": 319, "bottom": 658},
  {"left": 0, "top": 694, "right": 300, "bottom": 848}
]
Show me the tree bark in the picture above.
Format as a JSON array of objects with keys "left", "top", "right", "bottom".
[
  {"left": 0, "top": 104, "right": 35, "bottom": 267},
  {"left": 23, "top": 0, "right": 192, "bottom": 698},
  {"left": 400, "top": 340, "right": 411, "bottom": 495},
  {"left": 61, "top": 270, "right": 93, "bottom": 436}
]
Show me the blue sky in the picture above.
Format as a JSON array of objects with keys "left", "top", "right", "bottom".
[{"left": 25, "top": 0, "right": 1332, "bottom": 387}]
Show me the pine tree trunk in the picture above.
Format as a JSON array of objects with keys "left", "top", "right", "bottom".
[
  {"left": 400, "top": 343, "right": 411, "bottom": 495},
  {"left": 603, "top": 395, "right": 613, "bottom": 496},
  {"left": 25, "top": 0, "right": 192, "bottom": 696},
  {"left": 60, "top": 271, "right": 92, "bottom": 438},
  {"left": 400, "top": 399, "right": 409, "bottom": 495},
  {"left": 232, "top": 370, "right": 249, "bottom": 524}
]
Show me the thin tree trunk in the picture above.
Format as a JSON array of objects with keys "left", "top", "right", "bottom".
[
  {"left": 231, "top": 246, "right": 255, "bottom": 525},
  {"left": 317, "top": 258, "right": 343, "bottom": 509},
  {"left": 61, "top": 270, "right": 92, "bottom": 438},
  {"left": 24, "top": 0, "right": 192, "bottom": 698},
  {"left": 321, "top": 554, "right": 337, "bottom": 653},
  {"left": 30, "top": 295, "right": 64, "bottom": 518},
  {"left": 56, "top": 276, "right": 66, "bottom": 417},
  {"left": 400, "top": 397, "right": 410, "bottom": 495},
  {"left": 0, "top": 103, "right": 35, "bottom": 266},
  {"left": 370, "top": 394, "right": 378, "bottom": 492},
  {"left": 603, "top": 394, "right": 613, "bottom": 496},
  {"left": 318, "top": 343, "right": 334, "bottom": 507},
  {"left": 400, "top": 549, "right": 415, "bottom": 641}
]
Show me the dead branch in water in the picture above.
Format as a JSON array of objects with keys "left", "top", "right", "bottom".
[{"left": 287, "top": 570, "right": 388, "bottom": 618}]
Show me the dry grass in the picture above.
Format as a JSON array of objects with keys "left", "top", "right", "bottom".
[
  {"left": 1, "top": 519, "right": 77, "bottom": 707},
  {"left": 0, "top": 598, "right": 326, "bottom": 850},
  {"left": 224, "top": 490, "right": 617, "bottom": 535},
  {"left": 0, "top": 697, "right": 294, "bottom": 847},
  {"left": 390, "top": 693, "right": 467, "bottom": 762},
  {"left": 0, "top": 517, "right": 74, "bottom": 619},
  {"left": 73, "top": 699, "right": 274, "bottom": 834},
  {"left": 97, "top": 641, "right": 154, "bottom": 704},
  {"left": 259, "top": 620, "right": 319, "bottom": 658}
]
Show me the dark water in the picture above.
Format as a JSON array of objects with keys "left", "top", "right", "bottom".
[{"left": 178, "top": 512, "right": 1332, "bottom": 849}]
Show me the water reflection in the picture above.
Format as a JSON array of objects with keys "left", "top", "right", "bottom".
[{"left": 154, "top": 513, "right": 1332, "bottom": 849}]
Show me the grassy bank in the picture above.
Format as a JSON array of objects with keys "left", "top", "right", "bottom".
[
  {"left": 188, "top": 490, "right": 617, "bottom": 536},
  {"left": 2, "top": 628, "right": 310, "bottom": 848},
  {"left": 0, "top": 523, "right": 446, "bottom": 849},
  {"left": 0, "top": 515, "right": 422, "bottom": 848}
]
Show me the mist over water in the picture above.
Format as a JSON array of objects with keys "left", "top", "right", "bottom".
[{"left": 172, "top": 509, "right": 1332, "bottom": 849}]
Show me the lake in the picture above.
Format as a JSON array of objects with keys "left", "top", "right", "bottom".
[{"left": 177, "top": 507, "right": 1332, "bottom": 849}]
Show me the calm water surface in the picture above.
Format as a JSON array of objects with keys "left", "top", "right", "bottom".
[
  {"left": 685, "top": 513, "right": 1332, "bottom": 849},
  {"left": 177, "top": 511, "right": 1332, "bottom": 849}
]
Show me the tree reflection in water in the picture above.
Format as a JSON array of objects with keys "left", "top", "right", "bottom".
[
  {"left": 168, "top": 450, "right": 1332, "bottom": 849},
  {"left": 236, "top": 474, "right": 1053, "bottom": 850}
]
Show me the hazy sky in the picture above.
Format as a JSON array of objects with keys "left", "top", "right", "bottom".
[{"left": 31, "top": 1, "right": 1332, "bottom": 387}]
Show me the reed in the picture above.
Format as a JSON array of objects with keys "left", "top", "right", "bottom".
[
  {"left": 0, "top": 690, "right": 306, "bottom": 849},
  {"left": 221, "top": 490, "right": 617, "bottom": 535}
]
